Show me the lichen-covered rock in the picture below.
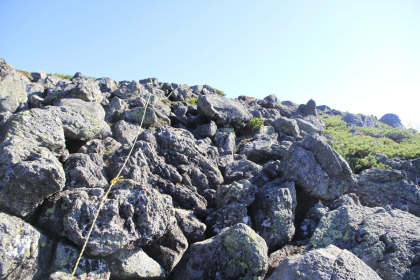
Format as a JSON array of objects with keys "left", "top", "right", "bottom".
[
  {"left": 280, "top": 134, "right": 355, "bottom": 201},
  {"left": 174, "top": 208, "right": 207, "bottom": 243},
  {"left": 0, "top": 58, "right": 29, "bottom": 112},
  {"left": 113, "top": 80, "right": 146, "bottom": 99},
  {"left": 271, "top": 117, "right": 300, "bottom": 137},
  {"left": 268, "top": 244, "right": 381, "bottom": 280},
  {"left": 1, "top": 107, "right": 66, "bottom": 157},
  {"left": 38, "top": 180, "right": 175, "bottom": 256},
  {"left": 310, "top": 194, "right": 420, "bottom": 280},
  {"left": 0, "top": 143, "right": 65, "bottom": 217},
  {"left": 106, "top": 248, "right": 165, "bottom": 279},
  {"left": 112, "top": 119, "right": 140, "bottom": 145},
  {"left": 216, "top": 179, "right": 257, "bottom": 208},
  {"left": 77, "top": 137, "right": 121, "bottom": 158},
  {"left": 50, "top": 98, "right": 111, "bottom": 141},
  {"left": 224, "top": 159, "right": 263, "bottom": 184},
  {"left": 206, "top": 202, "right": 252, "bottom": 234},
  {"left": 0, "top": 212, "right": 49, "bottom": 279},
  {"left": 173, "top": 223, "right": 268, "bottom": 280},
  {"left": 45, "top": 75, "right": 103, "bottom": 104},
  {"left": 197, "top": 94, "right": 253, "bottom": 129},
  {"left": 64, "top": 153, "right": 109, "bottom": 190},
  {"left": 267, "top": 244, "right": 306, "bottom": 277},
  {"left": 250, "top": 179, "right": 297, "bottom": 249},
  {"left": 49, "top": 242, "right": 110, "bottom": 280},
  {"left": 351, "top": 168, "right": 420, "bottom": 217},
  {"left": 119, "top": 106, "right": 158, "bottom": 128}
]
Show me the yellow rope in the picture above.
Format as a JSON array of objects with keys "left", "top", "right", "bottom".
[{"left": 70, "top": 92, "right": 153, "bottom": 279}]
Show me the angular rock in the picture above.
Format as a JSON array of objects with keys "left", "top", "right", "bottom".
[
  {"left": 206, "top": 202, "right": 252, "bottom": 234},
  {"left": 104, "top": 96, "right": 127, "bottom": 123},
  {"left": 271, "top": 117, "right": 300, "bottom": 137},
  {"left": 311, "top": 194, "right": 420, "bottom": 280},
  {"left": 113, "top": 80, "right": 146, "bottom": 99},
  {"left": 280, "top": 134, "right": 355, "bottom": 201},
  {"left": 38, "top": 180, "right": 175, "bottom": 256},
  {"left": 224, "top": 159, "right": 263, "bottom": 184},
  {"left": 379, "top": 113, "right": 405, "bottom": 128},
  {"left": 45, "top": 75, "right": 103, "bottom": 104},
  {"left": 0, "top": 143, "right": 65, "bottom": 217},
  {"left": 96, "top": 77, "right": 119, "bottom": 93},
  {"left": 173, "top": 223, "right": 268, "bottom": 280},
  {"left": 298, "top": 98, "right": 317, "bottom": 116},
  {"left": 78, "top": 137, "right": 121, "bottom": 158},
  {"left": 119, "top": 106, "right": 158, "bottom": 128},
  {"left": 267, "top": 244, "right": 306, "bottom": 277},
  {"left": 195, "top": 120, "right": 217, "bottom": 137},
  {"left": 250, "top": 179, "right": 297, "bottom": 249},
  {"left": 174, "top": 208, "right": 207, "bottom": 243},
  {"left": 342, "top": 113, "right": 364, "bottom": 127},
  {"left": 0, "top": 58, "right": 29, "bottom": 112},
  {"left": 106, "top": 248, "right": 165, "bottom": 279},
  {"left": 216, "top": 179, "right": 257, "bottom": 208},
  {"left": 295, "top": 118, "right": 322, "bottom": 135},
  {"left": 0, "top": 212, "right": 49, "bottom": 280},
  {"left": 351, "top": 168, "right": 420, "bottom": 217},
  {"left": 50, "top": 98, "right": 111, "bottom": 141},
  {"left": 49, "top": 242, "right": 110, "bottom": 280},
  {"left": 112, "top": 120, "right": 140, "bottom": 145},
  {"left": 268, "top": 244, "right": 381, "bottom": 280},
  {"left": 64, "top": 153, "right": 109, "bottom": 190},
  {"left": 239, "top": 132, "right": 287, "bottom": 163},
  {"left": 197, "top": 94, "right": 253, "bottom": 129},
  {"left": 170, "top": 85, "right": 193, "bottom": 101}
]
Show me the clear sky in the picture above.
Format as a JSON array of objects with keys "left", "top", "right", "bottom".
[{"left": 1, "top": 0, "right": 419, "bottom": 129}]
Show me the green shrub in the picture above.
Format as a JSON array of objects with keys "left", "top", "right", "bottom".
[
  {"left": 186, "top": 97, "right": 198, "bottom": 105},
  {"left": 51, "top": 73, "right": 73, "bottom": 80},
  {"left": 214, "top": 88, "right": 226, "bottom": 96},
  {"left": 246, "top": 118, "right": 264, "bottom": 133},
  {"left": 322, "top": 115, "right": 420, "bottom": 173}
]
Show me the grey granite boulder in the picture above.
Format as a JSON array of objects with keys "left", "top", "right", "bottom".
[
  {"left": 106, "top": 247, "right": 165, "bottom": 279},
  {"left": 224, "top": 159, "right": 263, "bottom": 184},
  {"left": 39, "top": 179, "right": 176, "bottom": 256},
  {"left": 0, "top": 58, "right": 29, "bottom": 112},
  {"left": 379, "top": 113, "right": 405, "bottom": 128},
  {"left": 45, "top": 75, "right": 103, "bottom": 104},
  {"left": 342, "top": 113, "right": 364, "bottom": 127},
  {"left": 311, "top": 194, "right": 420, "bottom": 280},
  {"left": 298, "top": 99, "right": 317, "bottom": 116},
  {"left": 280, "top": 134, "right": 355, "bottom": 201},
  {"left": 271, "top": 116, "right": 300, "bottom": 137},
  {"left": 50, "top": 98, "right": 111, "bottom": 141},
  {"left": 119, "top": 106, "right": 158, "bottom": 128},
  {"left": 174, "top": 208, "right": 207, "bottom": 243},
  {"left": 0, "top": 143, "right": 65, "bottom": 217},
  {"left": 268, "top": 244, "right": 381, "bottom": 280},
  {"left": 250, "top": 179, "right": 297, "bottom": 249},
  {"left": 295, "top": 118, "right": 322, "bottom": 135},
  {"left": 216, "top": 179, "right": 257, "bottom": 208},
  {"left": 112, "top": 119, "right": 140, "bottom": 145},
  {"left": 49, "top": 242, "right": 110, "bottom": 280},
  {"left": 173, "top": 223, "right": 268, "bottom": 280},
  {"left": 195, "top": 120, "right": 217, "bottom": 137},
  {"left": 351, "top": 168, "right": 420, "bottom": 217},
  {"left": 0, "top": 212, "right": 50, "bottom": 280},
  {"left": 197, "top": 94, "right": 253, "bottom": 129},
  {"left": 64, "top": 153, "right": 109, "bottom": 190},
  {"left": 206, "top": 202, "right": 252, "bottom": 234},
  {"left": 113, "top": 80, "right": 146, "bottom": 99}
]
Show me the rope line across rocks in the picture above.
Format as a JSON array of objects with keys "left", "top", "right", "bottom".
[{"left": 70, "top": 90, "right": 164, "bottom": 278}]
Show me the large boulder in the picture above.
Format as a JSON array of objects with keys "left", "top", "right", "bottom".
[
  {"left": 50, "top": 98, "right": 111, "bottom": 141},
  {"left": 0, "top": 212, "right": 50, "bottom": 279},
  {"left": 351, "top": 168, "right": 420, "bottom": 217},
  {"left": 268, "top": 244, "right": 381, "bottom": 280},
  {"left": 280, "top": 134, "right": 355, "bottom": 201},
  {"left": 173, "top": 223, "right": 268, "bottom": 280},
  {"left": 311, "top": 194, "right": 420, "bottom": 280},
  {"left": 45, "top": 75, "right": 103, "bottom": 104},
  {"left": 342, "top": 113, "right": 364, "bottom": 127},
  {"left": 49, "top": 242, "right": 110, "bottom": 280},
  {"left": 271, "top": 117, "right": 300, "bottom": 137},
  {"left": 0, "top": 58, "right": 29, "bottom": 112},
  {"left": 197, "top": 94, "right": 253, "bottom": 129},
  {"left": 174, "top": 208, "right": 207, "bottom": 243},
  {"left": 250, "top": 179, "right": 297, "bottom": 249},
  {"left": 38, "top": 179, "right": 176, "bottom": 256},
  {"left": 379, "top": 113, "right": 405, "bottom": 128}
]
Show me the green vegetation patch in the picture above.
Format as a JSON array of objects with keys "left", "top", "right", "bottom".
[
  {"left": 246, "top": 118, "right": 264, "bottom": 134},
  {"left": 186, "top": 97, "right": 198, "bottom": 105},
  {"left": 51, "top": 73, "right": 73, "bottom": 80},
  {"left": 321, "top": 115, "right": 420, "bottom": 173}
]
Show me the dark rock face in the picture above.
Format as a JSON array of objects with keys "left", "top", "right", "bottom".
[
  {"left": 173, "top": 224, "right": 268, "bottom": 280},
  {"left": 351, "top": 169, "right": 420, "bottom": 217},
  {"left": 268, "top": 244, "right": 381, "bottom": 280},
  {"left": 1, "top": 58, "right": 419, "bottom": 280},
  {"left": 379, "top": 113, "right": 405, "bottom": 128},
  {"left": 280, "top": 134, "right": 355, "bottom": 201},
  {"left": 311, "top": 194, "right": 420, "bottom": 280}
]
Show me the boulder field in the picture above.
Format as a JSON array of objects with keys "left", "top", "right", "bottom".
[{"left": 0, "top": 58, "right": 419, "bottom": 279}]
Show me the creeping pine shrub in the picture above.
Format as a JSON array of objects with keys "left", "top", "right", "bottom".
[
  {"left": 321, "top": 115, "right": 420, "bottom": 173},
  {"left": 247, "top": 118, "right": 264, "bottom": 133}
]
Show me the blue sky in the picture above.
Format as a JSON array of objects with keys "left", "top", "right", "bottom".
[{"left": 1, "top": 0, "right": 419, "bottom": 129}]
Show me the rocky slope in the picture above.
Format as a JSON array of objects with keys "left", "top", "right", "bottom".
[{"left": 0, "top": 57, "right": 419, "bottom": 280}]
